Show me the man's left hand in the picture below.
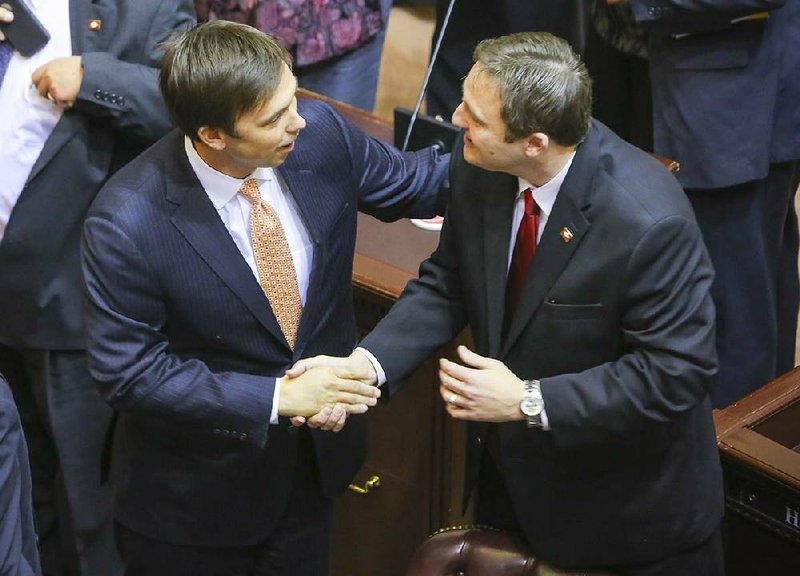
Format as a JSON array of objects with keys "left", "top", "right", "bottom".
[
  {"left": 439, "top": 345, "right": 525, "bottom": 422},
  {"left": 32, "top": 56, "right": 83, "bottom": 108}
]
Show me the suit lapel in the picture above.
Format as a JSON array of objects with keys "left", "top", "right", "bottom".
[
  {"left": 482, "top": 173, "right": 517, "bottom": 358},
  {"left": 27, "top": 0, "right": 112, "bottom": 184},
  {"left": 70, "top": 0, "right": 87, "bottom": 54},
  {"left": 166, "top": 137, "right": 290, "bottom": 350},
  {"left": 501, "top": 128, "right": 599, "bottom": 356}
]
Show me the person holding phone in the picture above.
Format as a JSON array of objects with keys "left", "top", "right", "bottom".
[{"left": 0, "top": 2, "right": 195, "bottom": 576}]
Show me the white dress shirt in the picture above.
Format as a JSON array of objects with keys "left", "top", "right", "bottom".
[
  {"left": 0, "top": 0, "right": 71, "bottom": 242},
  {"left": 184, "top": 137, "right": 314, "bottom": 424},
  {"left": 361, "top": 152, "right": 577, "bottom": 429}
]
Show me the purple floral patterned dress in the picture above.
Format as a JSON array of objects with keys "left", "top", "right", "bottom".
[{"left": 195, "top": 0, "right": 384, "bottom": 67}]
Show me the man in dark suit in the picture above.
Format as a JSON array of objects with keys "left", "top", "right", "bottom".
[
  {"left": 0, "top": 2, "right": 194, "bottom": 575},
  {"left": 295, "top": 32, "right": 725, "bottom": 574},
  {"left": 627, "top": 0, "right": 800, "bottom": 407},
  {"left": 0, "top": 373, "right": 42, "bottom": 576},
  {"left": 81, "top": 21, "right": 447, "bottom": 576}
]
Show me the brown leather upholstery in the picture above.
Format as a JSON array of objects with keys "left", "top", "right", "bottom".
[{"left": 404, "top": 527, "right": 616, "bottom": 576}]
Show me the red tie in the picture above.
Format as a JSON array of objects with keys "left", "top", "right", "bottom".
[{"left": 505, "top": 188, "right": 540, "bottom": 319}]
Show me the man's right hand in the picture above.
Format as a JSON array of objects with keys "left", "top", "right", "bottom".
[
  {"left": 278, "top": 364, "right": 380, "bottom": 419},
  {"left": 286, "top": 351, "right": 379, "bottom": 430}
]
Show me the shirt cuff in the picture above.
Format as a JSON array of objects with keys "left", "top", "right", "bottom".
[
  {"left": 540, "top": 407, "right": 550, "bottom": 431},
  {"left": 270, "top": 378, "right": 281, "bottom": 425},
  {"left": 354, "top": 347, "right": 386, "bottom": 387}
]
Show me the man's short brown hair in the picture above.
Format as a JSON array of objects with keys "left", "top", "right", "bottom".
[
  {"left": 160, "top": 21, "right": 293, "bottom": 140},
  {"left": 473, "top": 32, "right": 592, "bottom": 146}
]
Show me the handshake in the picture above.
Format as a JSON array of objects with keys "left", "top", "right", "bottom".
[
  {"left": 278, "top": 345, "right": 530, "bottom": 432},
  {"left": 278, "top": 350, "right": 379, "bottom": 432}
]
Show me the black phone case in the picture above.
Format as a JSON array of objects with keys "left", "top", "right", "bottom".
[{"left": 1, "top": 0, "right": 50, "bottom": 57}]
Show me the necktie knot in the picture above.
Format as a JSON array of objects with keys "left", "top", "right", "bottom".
[
  {"left": 523, "top": 188, "right": 540, "bottom": 217},
  {"left": 239, "top": 178, "right": 262, "bottom": 205}
]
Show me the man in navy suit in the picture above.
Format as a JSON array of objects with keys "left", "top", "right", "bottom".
[
  {"left": 295, "top": 32, "right": 724, "bottom": 574},
  {"left": 0, "top": 2, "right": 194, "bottom": 575},
  {"left": 81, "top": 21, "right": 448, "bottom": 576},
  {"left": 0, "top": 373, "right": 42, "bottom": 576},
  {"left": 627, "top": 0, "right": 800, "bottom": 407}
]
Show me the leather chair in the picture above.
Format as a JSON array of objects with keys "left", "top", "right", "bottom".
[{"left": 404, "top": 526, "right": 616, "bottom": 576}]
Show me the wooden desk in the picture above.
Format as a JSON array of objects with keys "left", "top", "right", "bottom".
[{"left": 714, "top": 368, "right": 800, "bottom": 575}]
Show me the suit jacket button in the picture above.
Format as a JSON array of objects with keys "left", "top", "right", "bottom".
[
  {"left": 239, "top": 434, "right": 247, "bottom": 441},
  {"left": 118, "top": 96, "right": 126, "bottom": 105},
  {"left": 476, "top": 437, "right": 483, "bottom": 445},
  {"left": 213, "top": 428, "right": 221, "bottom": 435}
]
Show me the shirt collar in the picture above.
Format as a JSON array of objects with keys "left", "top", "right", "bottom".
[
  {"left": 183, "top": 136, "right": 274, "bottom": 209},
  {"left": 517, "top": 151, "right": 576, "bottom": 218}
]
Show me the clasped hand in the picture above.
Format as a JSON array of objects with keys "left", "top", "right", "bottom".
[
  {"left": 283, "top": 345, "right": 526, "bottom": 432},
  {"left": 280, "top": 351, "right": 378, "bottom": 432}
]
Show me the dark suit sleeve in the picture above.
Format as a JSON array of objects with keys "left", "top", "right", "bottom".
[
  {"left": 82, "top": 214, "right": 274, "bottom": 448},
  {"left": 360, "top": 195, "right": 469, "bottom": 396},
  {"left": 74, "top": 0, "right": 196, "bottom": 141},
  {"left": 0, "top": 395, "right": 41, "bottom": 576},
  {"left": 320, "top": 104, "right": 450, "bottom": 220},
  {"left": 541, "top": 215, "right": 717, "bottom": 449}
]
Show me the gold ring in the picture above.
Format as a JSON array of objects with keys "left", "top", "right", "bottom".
[{"left": 46, "top": 93, "right": 55, "bottom": 102}]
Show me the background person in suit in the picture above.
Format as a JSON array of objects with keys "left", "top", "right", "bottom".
[
  {"left": 627, "top": 0, "right": 800, "bottom": 407},
  {"left": 81, "top": 21, "right": 448, "bottom": 576},
  {"left": 294, "top": 32, "right": 725, "bottom": 575},
  {"left": 584, "top": 0, "right": 652, "bottom": 151},
  {"left": 426, "top": 0, "right": 587, "bottom": 119},
  {"left": 0, "top": 2, "right": 195, "bottom": 575},
  {"left": 0, "top": 373, "right": 42, "bottom": 576}
]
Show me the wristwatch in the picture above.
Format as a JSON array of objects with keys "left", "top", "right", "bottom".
[{"left": 520, "top": 379, "right": 544, "bottom": 428}]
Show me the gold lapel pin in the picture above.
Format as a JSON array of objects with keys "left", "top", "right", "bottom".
[
  {"left": 88, "top": 19, "right": 102, "bottom": 31},
  {"left": 560, "top": 227, "right": 574, "bottom": 243}
]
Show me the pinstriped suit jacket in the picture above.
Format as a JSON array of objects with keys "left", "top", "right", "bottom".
[{"left": 81, "top": 99, "right": 448, "bottom": 546}]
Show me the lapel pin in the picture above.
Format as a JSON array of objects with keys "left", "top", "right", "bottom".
[
  {"left": 560, "top": 227, "right": 574, "bottom": 243},
  {"left": 88, "top": 19, "right": 102, "bottom": 31}
]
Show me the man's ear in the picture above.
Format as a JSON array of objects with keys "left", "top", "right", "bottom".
[
  {"left": 524, "top": 132, "right": 549, "bottom": 158},
  {"left": 197, "top": 125, "right": 227, "bottom": 151}
]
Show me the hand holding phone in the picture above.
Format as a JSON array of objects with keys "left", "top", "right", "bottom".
[
  {"left": 0, "top": 3, "right": 12, "bottom": 40},
  {"left": 0, "top": 0, "right": 50, "bottom": 56}
]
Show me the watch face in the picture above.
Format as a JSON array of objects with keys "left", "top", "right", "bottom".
[{"left": 520, "top": 397, "right": 543, "bottom": 417}]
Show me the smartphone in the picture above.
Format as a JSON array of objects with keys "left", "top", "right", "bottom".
[{"left": 0, "top": 0, "right": 50, "bottom": 57}]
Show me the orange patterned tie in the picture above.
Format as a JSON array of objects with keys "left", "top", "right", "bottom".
[{"left": 239, "top": 178, "right": 302, "bottom": 348}]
